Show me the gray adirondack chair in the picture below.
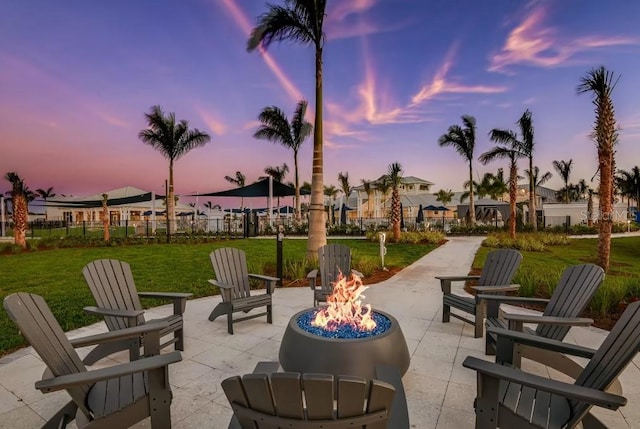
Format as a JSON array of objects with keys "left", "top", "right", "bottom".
[
  {"left": 436, "top": 248, "right": 522, "bottom": 337},
  {"left": 462, "top": 300, "right": 640, "bottom": 429},
  {"left": 82, "top": 259, "right": 192, "bottom": 365},
  {"left": 222, "top": 371, "right": 398, "bottom": 429},
  {"left": 209, "top": 247, "right": 279, "bottom": 334},
  {"left": 480, "top": 264, "right": 604, "bottom": 374},
  {"left": 308, "top": 243, "right": 364, "bottom": 307},
  {"left": 4, "top": 292, "right": 181, "bottom": 429}
]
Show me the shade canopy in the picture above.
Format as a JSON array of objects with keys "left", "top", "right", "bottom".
[
  {"left": 416, "top": 204, "right": 425, "bottom": 223},
  {"left": 49, "top": 192, "right": 158, "bottom": 208},
  {"left": 197, "top": 178, "right": 310, "bottom": 198}
]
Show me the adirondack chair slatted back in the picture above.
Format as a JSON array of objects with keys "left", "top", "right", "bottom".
[
  {"left": 536, "top": 264, "right": 604, "bottom": 340},
  {"left": 222, "top": 372, "right": 395, "bottom": 428},
  {"left": 83, "top": 259, "right": 145, "bottom": 330},
  {"left": 210, "top": 248, "right": 251, "bottom": 300},
  {"left": 477, "top": 249, "right": 522, "bottom": 289},
  {"left": 567, "top": 301, "right": 640, "bottom": 426},
  {"left": 3, "top": 293, "right": 92, "bottom": 416},
  {"left": 319, "top": 244, "right": 352, "bottom": 291}
]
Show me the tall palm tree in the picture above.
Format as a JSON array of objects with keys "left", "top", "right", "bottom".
[
  {"left": 438, "top": 115, "right": 477, "bottom": 225},
  {"left": 249, "top": 0, "right": 328, "bottom": 259},
  {"left": 5, "top": 172, "right": 28, "bottom": 248},
  {"left": 254, "top": 100, "right": 312, "bottom": 220},
  {"left": 578, "top": 66, "right": 620, "bottom": 271},
  {"left": 481, "top": 130, "right": 527, "bottom": 238},
  {"left": 387, "top": 162, "right": 403, "bottom": 241},
  {"left": 489, "top": 110, "right": 538, "bottom": 229},
  {"left": 139, "top": 105, "right": 211, "bottom": 234},
  {"left": 553, "top": 159, "right": 574, "bottom": 203},
  {"left": 224, "top": 171, "right": 246, "bottom": 210}
]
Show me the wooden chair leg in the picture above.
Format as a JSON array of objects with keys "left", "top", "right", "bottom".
[
  {"left": 227, "top": 311, "right": 234, "bottom": 335},
  {"left": 442, "top": 302, "right": 451, "bottom": 323},
  {"left": 175, "top": 328, "right": 184, "bottom": 351},
  {"left": 474, "top": 317, "right": 484, "bottom": 338},
  {"left": 267, "top": 304, "right": 273, "bottom": 324},
  {"left": 208, "top": 302, "right": 229, "bottom": 322},
  {"left": 475, "top": 374, "right": 500, "bottom": 428},
  {"left": 148, "top": 367, "right": 173, "bottom": 429},
  {"left": 42, "top": 400, "right": 77, "bottom": 429},
  {"left": 485, "top": 334, "right": 496, "bottom": 356}
]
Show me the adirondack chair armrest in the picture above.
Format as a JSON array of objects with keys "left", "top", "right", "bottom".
[
  {"left": 503, "top": 314, "right": 593, "bottom": 326},
  {"left": 138, "top": 292, "right": 193, "bottom": 299},
  {"left": 138, "top": 292, "right": 192, "bottom": 315},
  {"left": 83, "top": 306, "right": 144, "bottom": 322},
  {"left": 307, "top": 269, "right": 319, "bottom": 289},
  {"left": 69, "top": 322, "right": 171, "bottom": 348},
  {"left": 351, "top": 269, "right": 364, "bottom": 278},
  {"left": 208, "top": 279, "right": 234, "bottom": 289},
  {"left": 437, "top": 275, "right": 481, "bottom": 294},
  {"left": 471, "top": 284, "right": 520, "bottom": 293},
  {"left": 489, "top": 327, "right": 598, "bottom": 359},
  {"left": 462, "top": 356, "right": 627, "bottom": 410},
  {"left": 476, "top": 295, "right": 550, "bottom": 305},
  {"left": 35, "top": 351, "right": 182, "bottom": 393},
  {"left": 248, "top": 274, "right": 279, "bottom": 294}
]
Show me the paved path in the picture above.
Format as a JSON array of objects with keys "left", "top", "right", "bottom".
[{"left": 1, "top": 236, "right": 639, "bottom": 428}]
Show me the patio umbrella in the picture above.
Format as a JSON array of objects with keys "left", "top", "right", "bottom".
[
  {"left": 400, "top": 203, "right": 405, "bottom": 229},
  {"left": 437, "top": 205, "right": 449, "bottom": 228},
  {"left": 416, "top": 204, "right": 424, "bottom": 224}
]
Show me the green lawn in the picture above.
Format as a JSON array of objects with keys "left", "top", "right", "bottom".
[
  {"left": 0, "top": 238, "right": 437, "bottom": 355},
  {"left": 475, "top": 236, "right": 640, "bottom": 315}
]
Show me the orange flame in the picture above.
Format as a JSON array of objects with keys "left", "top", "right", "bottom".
[{"left": 312, "top": 272, "right": 377, "bottom": 331}]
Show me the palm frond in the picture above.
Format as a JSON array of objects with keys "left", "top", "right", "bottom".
[{"left": 248, "top": 5, "right": 315, "bottom": 52}]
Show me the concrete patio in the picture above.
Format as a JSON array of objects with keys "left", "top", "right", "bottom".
[{"left": 1, "top": 236, "right": 640, "bottom": 428}]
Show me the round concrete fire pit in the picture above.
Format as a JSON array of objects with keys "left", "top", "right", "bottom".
[{"left": 279, "top": 308, "right": 410, "bottom": 379}]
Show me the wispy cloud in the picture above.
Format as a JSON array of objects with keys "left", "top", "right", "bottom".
[
  {"left": 412, "top": 45, "right": 507, "bottom": 105},
  {"left": 1, "top": 54, "right": 129, "bottom": 128},
  {"left": 489, "top": 5, "right": 638, "bottom": 73},
  {"left": 196, "top": 107, "right": 227, "bottom": 136},
  {"left": 217, "top": 0, "right": 304, "bottom": 103}
]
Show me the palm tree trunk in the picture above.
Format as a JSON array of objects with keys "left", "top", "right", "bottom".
[
  {"left": 168, "top": 161, "right": 176, "bottom": 235},
  {"left": 13, "top": 195, "right": 27, "bottom": 248},
  {"left": 597, "top": 143, "right": 614, "bottom": 271},
  {"left": 392, "top": 189, "right": 400, "bottom": 240},
  {"left": 307, "top": 47, "right": 327, "bottom": 260},
  {"left": 587, "top": 193, "right": 594, "bottom": 227},
  {"left": 509, "top": 164, "right": 517, "bottom": 239},
  {"left": 468, "top": 164, "right": 476, "bottom": 226},
  {"left": 294, "top": 150, "right": 301, "bottom": 221},
  {"left": 529, "top": 156, "right": 537, "bottom": 230}
]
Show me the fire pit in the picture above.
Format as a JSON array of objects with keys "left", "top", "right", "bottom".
[{"left": 279, "top": 273, "right": 410, "bottom": 379}]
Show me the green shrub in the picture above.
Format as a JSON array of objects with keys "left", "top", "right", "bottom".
[
  {"left": 482, "top": 232, "right": 570, "bottom": 252},
  {"left": 513, "top": 267, "right": 562, "bottom": 298},
  {"left": 590, "top": 277, "right": 630, "bottom": 315},
  {"left": 353, "top": 255, "right": 380, "bottom": 276},
  {"left": 365, "top": 230, "right": 444, "bottom": 244},
  {"left": 449, "top": 224, "right": 502, "bottom": 235}
]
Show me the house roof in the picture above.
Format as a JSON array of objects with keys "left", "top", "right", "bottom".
[{"left": 353, "top": 175, "right": 434, "bottom": 191}]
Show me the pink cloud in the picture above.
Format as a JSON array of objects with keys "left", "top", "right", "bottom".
[
  {"left": 489, "top": 6, "right": 638, "bottom": 73},
  {"left": 196, "top": 108, "right": 227, "bottom": 136}
]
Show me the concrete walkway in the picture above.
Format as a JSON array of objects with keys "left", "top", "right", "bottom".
[{"left": 1, "top": 236, "right": 639, "bottom": 428}]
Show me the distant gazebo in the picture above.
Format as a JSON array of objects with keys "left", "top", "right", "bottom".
[{"left": 457, "top": 198, "right": 509, "bottom": 224}]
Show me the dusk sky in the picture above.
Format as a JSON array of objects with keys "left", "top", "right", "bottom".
[{"left": 2, "top": 0, "right": 640, "bottom": 208}]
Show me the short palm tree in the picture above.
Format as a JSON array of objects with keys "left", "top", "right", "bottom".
[
  {"left": 101, "top": 193, "right": 110, "bottom": 241},
  {"left": 224, "top": 171, "right": 246, "bottom": 210},
  {"left": 387, "top": 162, "right": 403, "bottom": 241},
  {"left": 435, "top": 189, "right": 454, "bottom": 206},
  {"left": 438, "top": 115, "right": 477, "bottom": 225},
  {"left": 204, "top": 201, "right": 221, "bottom": 211},
  {"left": 361, "top": 179, "right": 372, "bottom": 218},
  {"left": 5, "top": 172, "right": 28, "bottom": 248},
  {"left": 35, "top": 187, "right": 55, "bottom": 221},
  {"left": 578, "top": 66, "right": 620, "bottom": 272},
  {"left": 254, "top": 100, "right": 312, "bottom": 220},
  {"left": 249, "top": 0, "right": 327, "bottom": 259},
  {"left": 481, "top": 130, "right": 527, "bottom": 238},
  {"left": 337, "top": 172, "right": 352, "bottom": 222},
  {"left": 553, "top": 159, "right": 573, "bottom": 203},
  {"left": 324, "top": 185, "right": 339, "bottom": 224},
  {"left": 139, "top": 105, "right": 211, "bottom": 234},
  {"left": 524, "top": 165, "right": 552, "bottom": 224},
  {"left": 376, "top": 177, "right": 391, "bottom": 218}
]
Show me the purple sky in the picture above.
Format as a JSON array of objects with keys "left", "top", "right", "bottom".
[{"left": 2, "top": 0, "right": 639, "bottom": 208}]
